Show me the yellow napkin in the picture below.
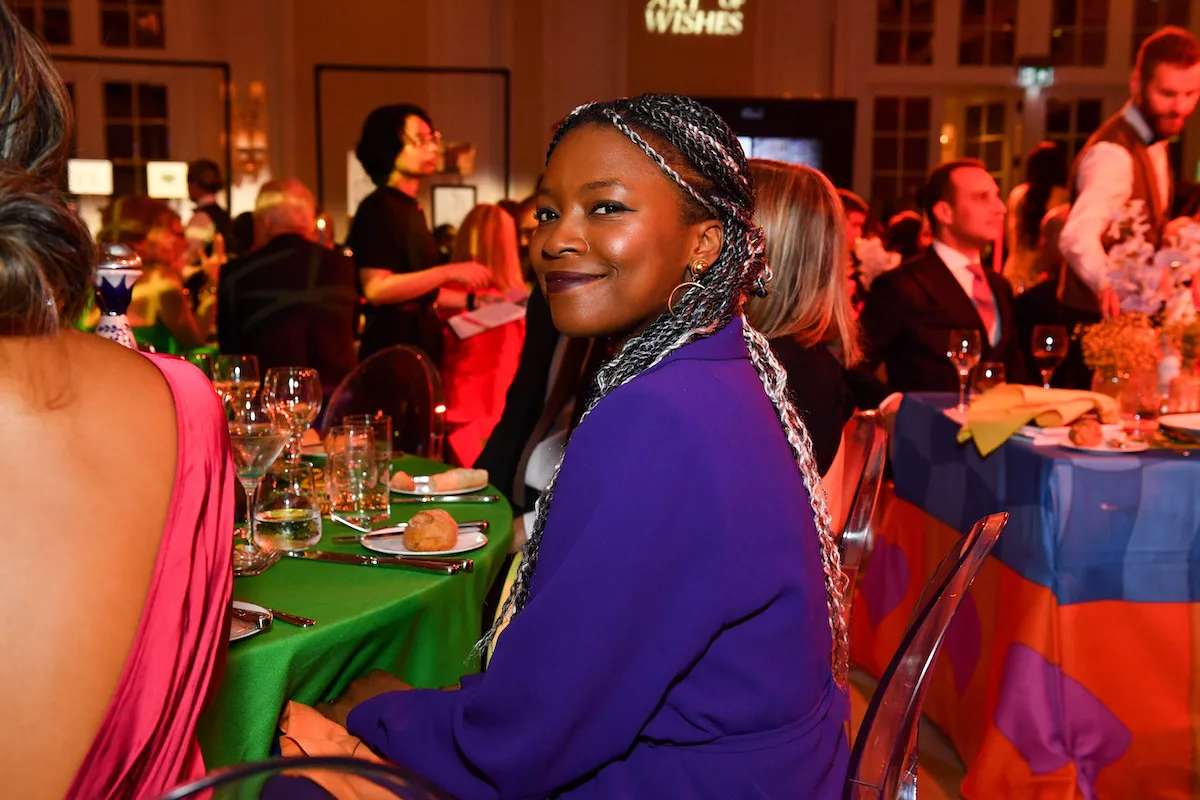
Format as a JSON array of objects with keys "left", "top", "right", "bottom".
[{"left": 956, "top": 384, "right": 1119, "bottom": 456}]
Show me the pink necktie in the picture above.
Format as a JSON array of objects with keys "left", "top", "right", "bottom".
[{"left": 965, "top": 262, "right": 997, "bottom": 344}]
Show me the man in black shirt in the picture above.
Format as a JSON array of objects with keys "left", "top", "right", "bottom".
[{"left": 218, "top": 179, "right": 358, "bottom": 399}]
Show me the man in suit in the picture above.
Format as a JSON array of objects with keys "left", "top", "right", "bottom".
[
  {"left": 217, "top": 179, "right": 358, "bottom": 399},
  {"left": 848, "top": 159, "right": 1027, "bottom": 409}
]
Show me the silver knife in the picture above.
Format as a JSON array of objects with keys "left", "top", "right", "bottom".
[
  {"left": 391, "top": 494, "right": 501, "bottom": 504},
  {"left": 286, "top": 549, "right": 470, "bottom": 574}
]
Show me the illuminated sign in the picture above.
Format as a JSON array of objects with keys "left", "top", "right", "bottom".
[
  {"left": 645, "top": 0, "right": 745, "bottom": 36},
  {"left": 1017, "top": 65, "right": 1054, "bottom": 89}
]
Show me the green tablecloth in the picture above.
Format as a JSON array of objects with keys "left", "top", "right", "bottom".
[{"left": 196, "top": 456, "right": 513, "bottom": 768}]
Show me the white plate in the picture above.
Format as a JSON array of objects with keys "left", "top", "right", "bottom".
[
  {"left": 1015, "top": 423, "right": 1122, "bottom": 440},
  {"left": 300, "top": 443, "right": 326, "bottom": 460},
  {"left": 1158, "top": 413, "right": 1200, "bottom": 437},
  {"left": 361, "top": 530, "right": 489, "bottom": 556},
  {"left": 390, "top": 478, "right": 489, "bottom": 497},
  {"left": 230, "top": 600, "right": 272, "bottom": 643},
  {"left": 1057, "top": 439, "right": 1149, "bottom": 455}
]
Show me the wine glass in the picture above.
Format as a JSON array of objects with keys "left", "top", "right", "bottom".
[
  {"left": 214, "top": 354, "right": 260, "bottom": 409},
  {"left": 947, "top": 329, "right": 982, "bottom": 413},
  {"left": 1031, "top": 325, "right": 1069, "bottom": 390},
  {"left": 973, "top": 362, "right": 1007, "bottom": 396},
  {"left": 228, "top": 396, "right": 289, "bottom": 574},
  {"left": 326, "top": 423, "right": 378, "bottom": 527},
  {"left": 254, "top": 462, "right": 322, "bottom": 552},
  {"left": 264, "top": 367, "right": 322, "bottom": 464}
]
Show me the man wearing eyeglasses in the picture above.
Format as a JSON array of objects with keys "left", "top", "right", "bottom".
[{"left": 347, "top": 104, "right": 490, "bottom": 364}]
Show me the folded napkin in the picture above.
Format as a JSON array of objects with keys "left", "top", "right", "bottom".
[{"left": 956, "top": 384, "right": 1119, "bottom": 456}]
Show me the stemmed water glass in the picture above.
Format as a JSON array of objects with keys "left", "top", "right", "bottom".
[
  {"left": 228, "top": 396, "right": 289, "bottom": 575},
  {"left": 947, "top": 329, "right": 982, "bottom": 413},
  {"left": 1031, "top": 325, "right": 1069, "bottom": 390},
  {"left": 214, "top": 355, "right": 260, "bottom": 409},
  {"left": 264, "top": 367, "right": 322, "bottom": 464}
]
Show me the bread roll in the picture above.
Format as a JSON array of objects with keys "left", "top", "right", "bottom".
[
  {"left": 390, "top": 471, "right": 417, "bottom": 492},
  {"left": 1069, "top": 418, "right": 1103, "bottom": 447},
  {"left": 430, "top": 468, "right": 488, "bottom": 493},
  {"left": 403, "top": 509, "right": 459, "bottom": 552}
]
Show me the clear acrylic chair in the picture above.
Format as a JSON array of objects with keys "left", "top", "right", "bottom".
[
  {"left": 322, "top": 345, "right": 446, "bottom": 459},
  {"left": 844, "top": 511, "right": 1009, "bottom": 800},
  {"left": 836, "top": 410, "right": 888, "bottom": 619},
  {"left": 157, "top": 755, "right": 453, "bottom": 799}
]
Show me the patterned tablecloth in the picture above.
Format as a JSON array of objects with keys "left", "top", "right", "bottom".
[{"left": 849, "top": 393, "right": 1200, "bottom": 799}]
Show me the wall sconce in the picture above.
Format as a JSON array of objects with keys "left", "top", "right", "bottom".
[{"left": 233, "top": 81, "right": 268, "bottom": 178}]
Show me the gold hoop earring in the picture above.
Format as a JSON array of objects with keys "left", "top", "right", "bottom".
[{"left": 668, "top": 260, "right": 709, "bottom": 318}]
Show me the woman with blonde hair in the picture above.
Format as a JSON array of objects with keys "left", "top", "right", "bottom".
[
  {"left": 439, "top": 203, "right": 529, "bottom": 465},
  {"left": 747, "top": 160, "right": 860, "bottom": 476},
  {"left": 96, "top": 195, "right": 219, "bottom": 353}
]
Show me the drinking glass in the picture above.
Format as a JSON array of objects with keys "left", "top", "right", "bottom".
[
  {"left": 325, "top": 423, "right": 378, "bottom": 527},
  {"left": 973, "top": 362, "right": 1006, "bottom": 396},
  {"left": 214, "top": 354, "right": 260, "bottom": 409},
  {"left": 947, "top": 329, "right": 982, "bottom": 413},
  {"left": 342, "top": 413, "right": 392, "bottom": 522},
  {"left": 1031, "top": 325, "right": 1069, "bottom": 390},
  {"left": 264, "top": 366, "right": 322, "bottom": 464},
  {"left": 228, "top": 396, "right": 289, "bottom": 574},
  {"left": 185, "top": 352, "right": 213, "bottom": 379},
  {"left": 254, "top": 462, "right": 322, "bottom": 552}
]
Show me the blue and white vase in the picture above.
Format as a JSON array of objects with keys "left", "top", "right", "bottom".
[{"left": 94, "top": 243, "right": 143, "bottom": 350}]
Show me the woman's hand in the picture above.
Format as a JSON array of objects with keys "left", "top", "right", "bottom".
[
  {"left": 316, "top": 670, "right": 414, "bottom": 729},
  {"left": 442, "top": 261, "right": 492, "bottom": 290}
]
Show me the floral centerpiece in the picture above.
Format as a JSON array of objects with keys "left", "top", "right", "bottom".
[{"left": 1078, "top": 201, "right": 1200, "bottom": 411}]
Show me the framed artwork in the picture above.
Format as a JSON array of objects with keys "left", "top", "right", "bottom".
[{"left": 431, "top": 184, "right": 478, "bottom": 230}]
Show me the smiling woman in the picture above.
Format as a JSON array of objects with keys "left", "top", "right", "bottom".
[{"left": 337, "top": 94, "right": 850, "bottom": 799}]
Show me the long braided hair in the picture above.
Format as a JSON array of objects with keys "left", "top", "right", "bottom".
[{"left": 478, "top": 94, "right": 849, "bottom": 685}]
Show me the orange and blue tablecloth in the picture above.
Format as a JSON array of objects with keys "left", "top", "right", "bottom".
[{"left": 850, "top": 393, "right": 1200, "bottom": 799}]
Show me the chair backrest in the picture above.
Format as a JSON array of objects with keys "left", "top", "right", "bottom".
[
  {"left": 844, "top": 511, "right": 1009, "bottom": 800},
  {"left": 157, "top": 755, "right": 453, "bottom": 799},
  {"left": 322, "top": 345, "right": 446, "bottom": 459},
  {"left": 836, "top": 410, "right": 888, "bottom": 611}
]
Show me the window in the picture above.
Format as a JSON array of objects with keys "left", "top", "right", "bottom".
[
  {"left": 876, "top": 0, "right": 935, "bottom": 66},
  {"left": 959, "top": 0, "right": 1016, "bottom": 65},
  {"left": 100, "top": 0, "right": 164, "bottom": 48},
  {"left": 10, "top": 0, "right": 71, "bottom": 45},
  {"left": 104, "top": 82, "right": 169, "bottom": 196},
  {"left": 871, "top": 96, "right": 932, "bottom": 207},
  {"left": 1050, "top": 0, "right": 1108, "bottom": 67},
  {"left": 1045, "top": 97, "right": 1103, "bottom": 163},
  {"left": 963, "top": 102, "right": 1007, "bottom": 186},
  {"left": 1132, "top": 0, "right": 1190, "bottom": 64}
]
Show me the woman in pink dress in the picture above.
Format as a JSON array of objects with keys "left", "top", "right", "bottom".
[
  {"left": 0, "top": 10, "right": 235, "bottom": 798},
  {"left": 438, "top": 204, "right": 528, "bottom": 466}
]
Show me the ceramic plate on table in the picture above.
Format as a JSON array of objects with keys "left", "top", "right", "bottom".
[
  {"left": 300, "top": 443, "right": 326, "bottom": 460},
  {"left": 390, "top": 479, "right": 489, "bottom": 497},
  {"left": 1015, "top": 423, "right": 1122, "bottom": 440},
  {"left": 361, "top": 529, "right": 488, "bottom": 556},
  {"left": 229, "top": 601, "right": 272, "bottom": 643},
  {"left": 1057, "top": 439, "right": 1149, "bottom": 455},
  {"left": 1157, "top": 413, "right": 1200, "bottom": 438}
]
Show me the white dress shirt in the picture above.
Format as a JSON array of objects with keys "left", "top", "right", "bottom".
[
  {"left": 932, "top": 240, "right": 1000, "bottom": 346},
  {"left": 1059, "top": 104, "right": 1171, "bottom": 295}
]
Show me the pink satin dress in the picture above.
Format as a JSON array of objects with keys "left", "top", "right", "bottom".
[{"left": 65, "top": 354, "right": 235, "bottom": 800}]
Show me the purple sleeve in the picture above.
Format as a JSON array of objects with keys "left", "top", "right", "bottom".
[{"left": 347, "top": 385, "right": 734, "bottom": 798}]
